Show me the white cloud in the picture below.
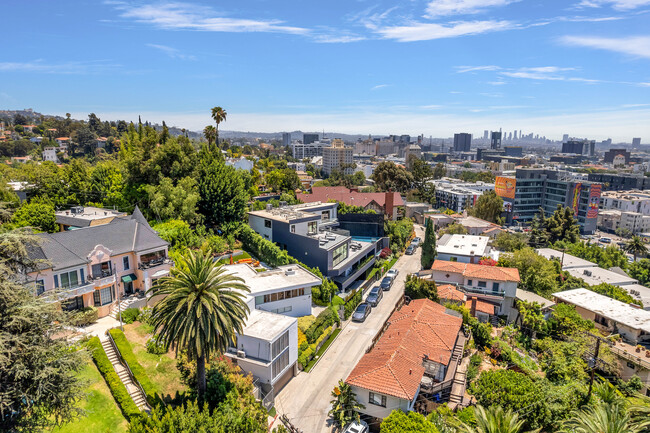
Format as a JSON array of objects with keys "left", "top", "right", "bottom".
[
  {"left": 146, "top": 44, "right": 196, "bottom": 60},
  {"left": 114, "top": 2, "right": 308, "bottom": 35},
  {"left": 371, "top": 84, "right": 390, "bottom": 90},
  {"left": 0, "top": 60, "right": 120, "bottom": 74},
  {"left": 312, "top": 34, "right": 366, "bottom": 43},
  {"left": 420, "top": 105, "right": 443, "bottom": 109},
  {"left": 576, "top": 0, "right": 650, "bottom": 10},
  {"left": 425, "top": 0, "right": 518, "bottom": 17},
  {"left": 375, "top": 20, "right": 516, "bottom": 42},
  {"left": 456, "top": 65, "right": 501, "bottom": 73},
  {"left": 561, "top": 35, "right": 650, "bottom": 59}
]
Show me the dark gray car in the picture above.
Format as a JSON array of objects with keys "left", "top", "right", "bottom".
[
  {"left": 366, "top": 286, "right": 383, "bottom": 306},
  {"left": 352, "top": 302, "right": 371, "bottom": 322},
  {"left": 380, "top": 276, "right": 393, "bottom": 291}
]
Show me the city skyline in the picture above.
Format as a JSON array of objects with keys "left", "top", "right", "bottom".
[{"left": 1, "top": 0, "right": 649, "bottom": 140}]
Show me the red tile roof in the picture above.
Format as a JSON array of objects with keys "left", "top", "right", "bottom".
[
  {"left": 345, "top": 299, "right": 462, "bottom": 400},
  {"left": 431, "top": 260, "right": 520, "bottom": 282},
  {"left": 437, "top": 284, "right": 466, "bottom": 302},
  {"left": 466, "top": 297, "right": 497, "bottom": 315},
  {"left": 300, "top": 186, "right": 405, "bottom": 209}
]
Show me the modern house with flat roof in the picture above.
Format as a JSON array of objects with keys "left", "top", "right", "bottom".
[
  {"left": 224, "top": 263, "right": 321, "bottom": 399},
  {"left": 248, "top": 202, "right": 378, "bottom": 290},
  {"left": 346, "top": 299, "right": 465, "bottom": 422},
  {"left": 55, "top": 206, "right": 127, "bottom": 231},
  {"left": 436, "top": 234, "right": 491, "bottom": 264},
  {"left": 26, "top": 207, "right": 171, "bottom": 318}
]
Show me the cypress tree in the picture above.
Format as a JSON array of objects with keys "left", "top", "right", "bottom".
[{"left": 421, "top": 218, "right": 437, "bottom": 269}]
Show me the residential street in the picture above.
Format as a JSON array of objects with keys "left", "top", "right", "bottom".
[{"left": 274, "top": 225, "right": 425, "bottom": 433}]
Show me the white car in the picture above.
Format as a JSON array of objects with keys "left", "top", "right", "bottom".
[
  {"left": 344, "top": 420, "right": 369, "bottom": 433},
  {"left": 386, "top": 269, "right": 399, "bottom": 279}
]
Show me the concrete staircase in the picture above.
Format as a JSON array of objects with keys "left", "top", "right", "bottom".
[
  {"left": 109, "top": 297, "right": 144, "bottom": 319},
  {"left": 100, "top": 337, "right": 150, "bottom": 411}
]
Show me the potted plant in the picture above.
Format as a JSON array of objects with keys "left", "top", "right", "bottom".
[{"left": 636, "top": 345, "right": 642, "bottom": 352}]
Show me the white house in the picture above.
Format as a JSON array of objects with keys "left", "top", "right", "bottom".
[
  {"left": 225, "top": 156, "right": 255, "bottom": 171},
  {"left": 436, "top": 234, "right": 491, "bottom": 264},
  {"left": 42, "top": 147, "right": 59, "bottom": 162}
]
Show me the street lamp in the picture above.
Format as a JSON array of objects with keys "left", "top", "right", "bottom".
[{"left": 114, "top": 261, "right": 123, "bottom": 331}]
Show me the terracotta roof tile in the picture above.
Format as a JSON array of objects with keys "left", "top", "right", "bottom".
[
  {"left": 437, "top": 284, "right": 466, "bottom": 302},
  {"left": 300, "top": 186, "right": 405, "bottom": 209},
  {"left": 431, "top": 260, "right": 520, "bottom": 282},
  {"left": 466, "top": 297, "right": 497, "bottom": 315},
  {"left": 345, "top": 299, "right": 462, "bottom": 400}
]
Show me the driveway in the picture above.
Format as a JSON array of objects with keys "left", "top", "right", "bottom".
[{"left": 274, "top": 225, "right": 425, "bottom": 433}]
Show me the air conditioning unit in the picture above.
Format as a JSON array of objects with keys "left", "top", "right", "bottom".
[
  {"left": 583, "top": 270, "right": 592, "bottom": 276},
  {"left": 237, "top": 350, "right": 246, "bottom": 358}
]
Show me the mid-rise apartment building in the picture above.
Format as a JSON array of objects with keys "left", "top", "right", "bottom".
[
  {"left": 432, "top": 178, "right": 495, "bottom": 213},
  {"left": 600, "top": 190, "right": 650, "bottom": 214},
  {"left": 322, "top": 138, "right": 353, "bottom": 175},
  {"left": 587, "top": 173, "right": 650, "bottom": 191}
]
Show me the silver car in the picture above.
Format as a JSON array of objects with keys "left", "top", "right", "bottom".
[{"left": 352, "top": 303, "right": 371, "bottom": 322}]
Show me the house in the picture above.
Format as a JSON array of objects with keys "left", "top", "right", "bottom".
[
  {"left": 26, "top": 207, "right": 171, "bottom": 318},
  {"left": 55, "top": 137, "right": 70, "bottom": 146},
  {"left": 345, "top": 299, "right": 465, "bottom": 421},
  {"left": 299, "top": 186, "right": 404, "bottom": 220},
  {"left": 43, "top": 147, "right": 59, "bottom": 162},
  {"left": 248, "top": 202, "right": 379, "bottom": 290},
  {"left": 436, "top": 234, "right": 491, "bottom": 263},
  {"left": 224, "top": 263, "right": 321, "bottom": 395},
  {"left": 430, "top": 260, "right": 520, "bottom": 320},
  {"left": 512, "top": 288, "right": 555, "bottom": 323},
  {"left": 553, "top": 288, "right": 650, "bottom": 396},
  {"left": 225, "top": 156, "right": 255, "bottom": 171},
  {"left": 55, "top": 206, "right": 128, "bottom": 231}
]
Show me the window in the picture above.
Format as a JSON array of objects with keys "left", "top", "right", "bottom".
[
  {"left": 308, "top": 221, "right": 317, "bottom": 235},
  {"left": 264, "top": 219, "right": 272, "bottom": 228},
  {"left": 290, "top": 224, "right": 296, "bottom": 233},
  {"left": 272, "top": 331, "right": 290, "bottom": 359},
  {"left": 467, "top": 280, "right": 473, "bottom": 286},
  {"left": 92, "top": 262, "right": 112, "bottom": 278},
  {"left": 369, "top": 392, "right": 387, "bottom": 407},
  {"left": 478, "top": 281, "right": 487, "bottom": 288},
  {"left": 93, "top": 286, "right": 113, "bottom": 306},
  {"left": 332, "top": 244, "right": 348, "bottom": 267},
  {"left": 627, "top": 361, "right": 636, "bottom": 370},
  {"left": 59, "top": 270, "right": 79, "bottom": 289},
  {"left": 260, "top": 288, "right": 305, "bottom": 305},
  {"left": 321, "top": 210, "right": 330, "bottom": 221},
  {"left": 35, "top": 279, "right": 45, "bottom": 296},
  {"left": 62, "top": 295, "right": 84, "bottom": 311},
  {"left": 449, "top": 256, "right": 458, "bottom": 262},
  {"left": 594, "top": 314, "right": 608, "bottom": 326},
  {"left": 123, "top": 256, "right": 130, "bottom": 270},
  {"left": 492, "top": 282, "right": 500, "bottom": 292},
  {"left": 272, "top": 349, "right": 290, "bottom": 379}
]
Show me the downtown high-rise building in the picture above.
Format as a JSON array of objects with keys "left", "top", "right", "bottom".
[
  {"left": 453, "top": 133, "right": 472, "bottom": 152},
  {"left": 633, "top": 137, "right": 641, "bottom": 146},
  {"left": 490, "top": 131, "right": 502, "bottom": 149},
  {"left": 282, "top": 132, "right": 291, "bottom": 146},
  {"left": 303, "top": 133, "right": 319, "bottom": 144}
]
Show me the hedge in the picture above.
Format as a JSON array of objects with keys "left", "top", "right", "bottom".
[
  {"left": 304, "top": 307, "right": 339, "bottom": 344},
  {"left": 87, "top": 336, "right": 141, "bottom": 420},
  {"left": 121, "top": 307, "right": 140, "bottom": 324},
  {"left": 108, "top": 329, "right": 162, "bottom": 407},
  {"left": 298, "top": 325, "right": 335, "bottom": 367},
  {"left": 69, "top": 306, "right": 98, "bottom": 326},
  {"left": 344, "top": 290, "right": 363, "bottom": 320}
]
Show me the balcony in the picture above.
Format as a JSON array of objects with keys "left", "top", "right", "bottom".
[
  {"left": 89, "top": 269, "right": 116, "bottom": 287},
  {"left": 462, "top": 285, "right": 506, "bottom": 298},
  {"left": 42, "top": 281, "right": 95, "bottom": 303},
  {"left": 138, "top": 257, "right": 173, "bottom": 270}
]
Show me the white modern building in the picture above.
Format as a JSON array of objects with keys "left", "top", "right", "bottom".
[
  {"left": 42, "top": 146, "right": 59, "bottom": 162},
  {"left": 436, "top": 234, "right": 491, "bottom": 264},
  {"left": 225, "top": 156, "right": 255, "bottom": 171},
  {"left": 432, "top": 178, "right": 495, "bottom": 213},
  {"left": 600, "top": 190, "right": 650, "bottom": 215}
]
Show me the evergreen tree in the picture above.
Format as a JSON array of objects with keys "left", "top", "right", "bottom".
[
  {"left": 160, "top": 120, "right": 170, "bottom": 144},
  {"left": 546, "top": 205, "right": 580, "bottom": 244},
  {"left": 467, "top": 190, "right": 504, "bottom": 223},
  {"left": 421, "top": 218, "right": 437, "bottom": 269},
  {"left": 528, "top": 207, "right": 549, "bottom": 248}
]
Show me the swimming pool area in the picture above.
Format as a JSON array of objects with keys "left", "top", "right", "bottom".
[{"left": 351, "top": 236, "right": 381, "bottom": 243}]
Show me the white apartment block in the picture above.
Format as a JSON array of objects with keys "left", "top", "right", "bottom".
[
  {"left": 42, "top": 147, "right": 59, "bottom": 162},
  {"left": 600, "top": 190, "right": 650, "bottom": 215},
  {"left": 322, "top": 139, "right": 353, "bottom": 175},
  {"left": 598, "top": 209, "right": 650, "bottom": 234},
  {"left": 432, "top": 178, "right": 495, "bottom": 213},
  {"left": 291, "top": 139, "right": 330, "bottom": 159}
]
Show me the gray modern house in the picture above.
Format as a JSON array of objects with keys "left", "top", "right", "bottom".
[{"left": 248, "top": 202, "right": 380, "bottom": 290}]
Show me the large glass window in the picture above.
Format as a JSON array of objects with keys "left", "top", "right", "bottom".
[
  {"left": 308, "top": 221, "right": 317, "bottom": 235},
  {"left": 272, "top": 331, "right": 289, "bottom": 359},
  {"left": 59, "top": 270, "right": 79, "bottom": 289},
  {"left": 93, "top": 286, "right": 114, "bottom": 306},
  {"left": 260, "top": 288, "right": 304, "bottom": 305},
  {"left": 35, "top": 279, "right": 45, "bottom": 296},
  {"left": 92, "top": 262, "right": 112, "bottom": 278},
  {"left": 321, "top": 210, "right": 330, "bottom": 221},
  {"left": 332, "top": 244, "right": 348, "bottom": 267},
  {"left": 264, "top": 219, "right": 272, "bottom": 228},
  {"left": 63, "top": 295, "right": 84, "bottom": 311},
  {"left": 272, "top": 349, "right": 290, "bottom": 379}
]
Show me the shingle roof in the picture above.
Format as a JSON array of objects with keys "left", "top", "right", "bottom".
[
  {"left": 431, "top": 260, "right": 520, "bottom": 282},
  {"left": 300, "top": 186, "right": 405, "bottom": 209},
  {"left": 345, "top": 299, "right": 462, "bottom": 400}
]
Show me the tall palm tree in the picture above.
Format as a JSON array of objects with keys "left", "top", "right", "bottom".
[
  {"left": 623, "top": 236, "right": 648, "bottom": 262},
  {"left": 562, "top": 402, "right": 643, "bottom": 433},
  {"left": 147, "top": 249, "right": 250, "bottom": 399},
  {"left": 210, "top": 106, "right": 227, "bottom": 146},
  {"left": 328, "top": 380, "right": 365, "bottom": 431},
  {"left": 461, "top": 406, "right": 539, "bottom": 433},
  {"left": 203, "top": 125, "right": 216, "bottom": 147}
]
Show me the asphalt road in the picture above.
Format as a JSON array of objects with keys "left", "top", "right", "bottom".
[{"left": 274, "top": 225, "right": 425, "bottom": 433}]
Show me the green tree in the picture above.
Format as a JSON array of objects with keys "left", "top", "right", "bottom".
[
  {"left": 494, "top": 232, "right": 529, "bottom": 252},
  {"left": 371, "top": 161, "right": 413, "bottom": 192},
  {"left": 545, "top": 205, "right": 580, "bottom": 244},
  {"left": 411, "top": 159, "right": 435, "bottom": 204},
  {"left": 432, "top": 163, "right": 446, "bottom": 179},
  {"left": 421, "top": 218, "right": 437, "bottom": 269},
  {"left": 624, "top": 236, "right": 648, "bottom": 261},
  {"left": 11, "top": 200, "right": 57, "bottom": 232},
  {"left": 159, "top": 120, "right": 170, "bottom": 144},
  {"left": 127, "top": 401, "right": 221, "bottom": 433},
  {"left": 203, "top": 125, "right": 216, "bottom": 147},
  {"left": 498, "top": 248, "right": 557, "bottom": 298},
  {"left": 385, "top": 218, "right": 414, "bottom": 251},
  {"left": 546, "top": 303, "right": 594, "bottom": 339},
  {"left": 561, "top": 402, "right": 644, "bottom": 433},
  {"left": 441, "top": 222, "right": 469, "bottom": 235},
  {"left": 210, "top": 106, "right": 227, "bottom": 146},
  {"left": 628, "top": 259, "right": 650, "bottom": 286},
  {"left": 467, "top": 191, "right": 503, "bottom": 224},
  {"left": 461, "top": 405, "right": 536, "bottom": 433},
  {"left": 147, "top": 176, "right": 201, "bottom": 224},
  {"left": 0, "top": 230, "right": 84, "bottom": 431},
  {"left": 148, "top": 250, "right": 250, "bottom": 400},
  {"left": 517, "top": 300, "right": 546, "bottom": 336},
  {"left": 528, "top": 208, "right": 549, "bottom": 248},
  {"left": 152, "top": 219, "right": 201, "bottom": 249},
  {"left": 265, "top": 168, "right": 301, "bottom": 192},
  {"left": 381, "top": 410, "right": 440, "bottom": 433},
  {"left": 405, "top": 275, "right": 439, "bottom": 301},
  {"left": 329, "top": 380, "right": 365, "bottom": 431}
]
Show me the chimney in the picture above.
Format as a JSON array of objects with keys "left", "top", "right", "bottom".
[
  {"left": 470, "top": 297, "right": 477, "bottom": 317},
  {"left": 385, "top": 191, "right": 394, "bottom": 220}
]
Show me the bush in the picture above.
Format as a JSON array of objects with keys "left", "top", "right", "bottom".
[
  {"left": 87, "top": 336, "right": 141, "bottom": 420},
  {"left": 472, "top": 322, "right": 493, "bottom": 350},
  {"left": 121, "top": 307, "right": 140, "bottom": 324},
  {"left": 344, "top": 290, "right": 362, "bottom": 320},
  {"left": 69, "top": 306, "right": 98, "bottom": 326},
  {"left": 108, "top": 329, "right": 161, "bottom": 407},
  {"left": 304, "top": 308, "right": 338, "bottom": 343},
  {"left": 146, "top": 335, "right": 167, "bottom": 355},
  {"left": 466, "top": 353, "right": 482, "bottom": 384},
  {"left": 331, "top": 295, "right": 345, "bottom": 306},
  {"left": 138, "top": 306, "right": 153, "bottom": 325}
]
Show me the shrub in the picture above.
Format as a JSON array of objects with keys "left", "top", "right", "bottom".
[
  {"left": 331, "top": 295, "right": 345, "bottom": 306},
  {"left": 298, "top": 328, "right": 307, "bottom": 347},
  {"left": 69, "top": 306, "right": 98, "bottom": 326},
  {"left": 304, "top": 308, "right": 338, "bottom": 343},
  {"left": 87, "top": 336, "right": 141, "bottom": 420},
  {"left": 344, "top": 290, "right": 362, "bottom": 320},
  {"left": 146, "top": 335, "right": 167, "bottom": 355},
  {"left": 108, "top": 329, "right": 161, "bottom": 407},
  {"left": 138, "top": 306, "right": 153, "bottom": 325},
  {"left": 121, "top": 307, "right": 140, "bottom": 324}
]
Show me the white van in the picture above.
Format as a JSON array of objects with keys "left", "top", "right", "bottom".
[{"left": 343, "top": 420, "right": 369, "bottom": 433}]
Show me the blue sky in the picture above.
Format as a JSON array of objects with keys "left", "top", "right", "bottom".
[{"left": 2, "top": 0, "right": 650, "bottom": 141}]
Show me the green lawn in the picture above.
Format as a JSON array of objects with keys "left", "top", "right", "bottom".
[
  {"left": 51, "top": 361, "right": 127, "bottom": 433},
  {"left": 123, "top": 322, "right": 187, "bottom": 401},
  {"left": 214, "top": 251, "right": 252, "bottom": 266}
]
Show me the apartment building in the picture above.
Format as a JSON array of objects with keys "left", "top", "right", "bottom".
[
  {"left": 322, "top": 138, "right": 353, "bottom": 175},
  {"left": 291, "top": 139, "right": 328, "bottom": 159},
  {"left": 432, "top": 178, "right": 495, "bottom": 213},
  {"left": 600, "top": 190, "right": 650, "bottom": 214},
  {"left": 598, "top": 209, "right": 650, "bottom": 234},
  {"left": 26, "top": 207, "right": 171, "bottom": 318}
]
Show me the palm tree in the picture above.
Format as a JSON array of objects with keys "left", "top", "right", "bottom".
[
  {"left": 147, "top": 249, "right": 250, "bottom": 400},
  {"left": 562, "top": 402, "right": 643, "bottom": 433},
  {"left": 328, "top": 380, "right": 365, "bottom": 431},
  {"left": 623, "top": 236, "right": 647, "bottom": 262},
  {"left": 203, "top": 125, "right": 216, "bottom": 147},
  {"left": 210, "top": 106, "right": 227, "bottom": 146},
  {"left": 461, "top": 406, "right": 539, "bottom": 433}
]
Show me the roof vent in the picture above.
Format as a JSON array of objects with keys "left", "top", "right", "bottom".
[
  {"left": 266, "top": 204, "right": 273, "bottom": 211},
  {"left": 285, "top": 267, "right": 296, "bottom": 276}
]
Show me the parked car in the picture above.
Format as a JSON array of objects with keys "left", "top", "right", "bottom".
[
  {"left": 366, "top": 286, "right": 383, "bottom": 306},
  {"left": 386, "top": 268, "right": 399, "bottom": 279},
  {"left": 599, "top": 237, "right": 612, "bottom": 244},
  {"left": 352, "top": 303, "right": 371, "bottom": 322},
  {"left": 380, "top": 276, "right": 394, "bottom": 290},
  {"left": 617, "top": 241, "right": 626, "bottom": 248},
  {"left": 405, "top": 245, "right": 415, "bottom": 255},
  {"left": 412, "top": 237, "right": 422, "bottom": 246},
  {"left": 344, "top": 420, "right": 369, "bottom": 433}
]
